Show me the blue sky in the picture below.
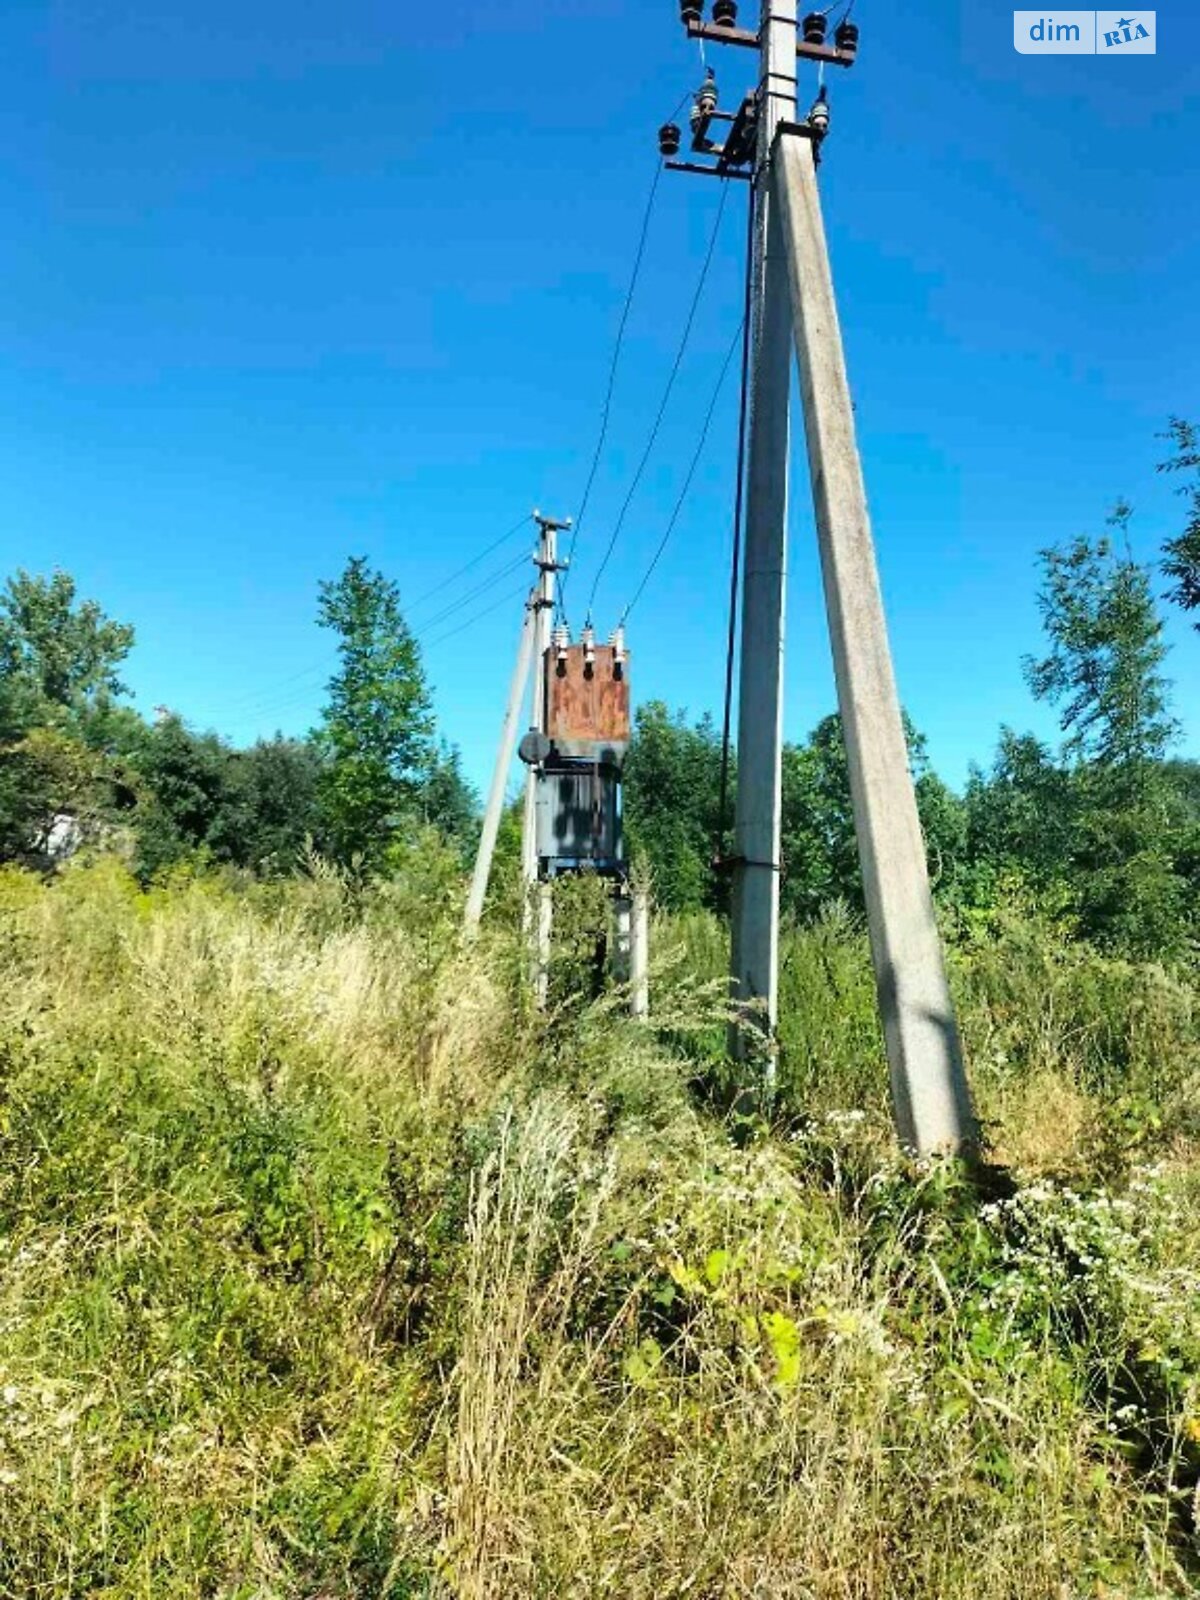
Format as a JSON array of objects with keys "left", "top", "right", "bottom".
[{"left": 2, "top": 0, "right": 1197, "bottom": 794}]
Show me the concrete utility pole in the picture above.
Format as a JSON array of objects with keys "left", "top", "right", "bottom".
[
  {"left": 522, "top": 513, "right": 570, "bottom": 1000},
  {"left": 612, "top": 884, "right": 650, "bottom": 1018},
  {"left": 521, "top": 514, "right": 568, "bottom": 893},
  {"left": 659, "top": 3, "right": 975, "bottom": 1153},
  {"left": 773, "top": 130, "right": 975, "bottom": 1153},
  {"left": 464, "top": 595, "right": 536, "bottom": 931},
  {"left": 729, "top": 0, "right": 797, "bottom": 1071}
]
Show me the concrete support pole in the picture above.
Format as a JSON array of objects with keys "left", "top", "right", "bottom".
[
  {"left": 612, "top": 892, "right": 633, "bottom": 984},
  {"left": 774, "top": 132, "right": 976, "bottom": 1156},
  {"left": 630, "top": 888, "right": 650, "bottom": 1019},
  {"left": 534, "top": 881, "right": 553, "bottom": 1009},
  {"left": 464, "top": 599, "right": 536, "bottom": 930},
  {"left": 521, "top": 523, "right": 556, "bottom": 894},
  {"left": 730, "top": 0, "right": 797, "bottom": 1063}
]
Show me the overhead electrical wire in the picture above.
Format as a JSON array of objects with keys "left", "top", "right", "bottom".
[
  {"left": 403, "top": 511, "right": 531, "bottom": 613},
  {"left": 411, "top": 549, "right": 530, "bottom": 635},
  {"left": 188, "top": 569, "right": 536, "bottom": 731},
  {"left": 187, "top": 514, "right": 534, "bottom": 724},
  {"left": 585, "top": 176, "right": 732, "bottom": 618},
  {"left": 618, "top": 313, "right": 744, "bottom": 626},
  {"left": 420, "top": 580, "right": 533, "bottom": 651},
  {"left": 558, "top": 92, "right": 691, "bottom": 621}
]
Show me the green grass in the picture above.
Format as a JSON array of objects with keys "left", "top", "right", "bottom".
[{"left": 0, "top": 858, "right": 1198, "bottom": 1596}]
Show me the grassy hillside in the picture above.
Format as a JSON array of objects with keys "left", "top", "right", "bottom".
[{"left": 0, "top": 858, "right": 1198, "bottom": 1597}]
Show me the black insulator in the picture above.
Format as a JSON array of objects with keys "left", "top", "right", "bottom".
[
  {"left": 802, "top": 10, "right": 828, "bottom": 44},
  {"left": 658, "top": 122, "right": 682, "bottom": 157},
  {"left": 680, "top": 0, "right": 703, "bottom": 26},
  {"left": 808, "top": 84, "right": 830, "bottom": 139},
  {"left": 834, "top": 17, "right": 859, "bottom": 54},
  {"left": 712, "top": 0, "right": 738, "bottom": 25}
]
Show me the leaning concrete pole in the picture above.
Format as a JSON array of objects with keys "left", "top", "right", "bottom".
[
  {"left": 464, "top": 596, "right": 536, "bottom": 931},
  {"left": 774, "top": 130, "right": 976, "bottom": 1156},
  {"left": 730, "top": 0, "right": 797, "bottom": 1065}
]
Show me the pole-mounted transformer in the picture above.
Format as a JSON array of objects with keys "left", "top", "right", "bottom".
[
  {"left": 519, "top": 629, "right": 629, "bottom": 878},
  {"left": 466, "top": 518, "right": 647, "bottom": 1016},
  {"left": 517, "top": 622, "right": 647, "bottom": 1012}
]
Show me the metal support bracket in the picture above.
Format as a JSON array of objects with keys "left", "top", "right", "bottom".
[
  {"left": 665, "top": 161, "right": 752, "bottom": 181},
  {"left": 684, "top": 17, "right": 857, "bottom": 66}
]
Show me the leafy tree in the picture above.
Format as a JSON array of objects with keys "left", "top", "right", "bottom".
[
  {"left": 1019, "top": 521, "right": 1192, "bottom": 954},
  {"left": 1161, "top": 758, "right": 1200, "bottom": 819},
  {"left": 0, "top": 729, "right": 119, "bottom": 863},
  {"left": 780, "top": 712, "right": 963, "bottom": 920},
  {"left": 314, "top": 558, "right": 434, "bottom": 869},
  {"left": 623, "top": 702, "right": 727, "bottom": 912},
  {"left": 1158, "top": 417, "right": 1200, "bottom": 625},
  {"left": 419, "top": 740, "right": 479, "bottom": 858},
  {"left": 130, "top": 715, "right": 237, "bottom": 878},
  {"left": 128, "top": 720, "right": 325, "bottom": 879},
  {"left": 0, "top": 569, "right": 133, "bottom": 728},
  {"left": 1024, "top": 510, "right": 1177, "bottom": 783},
  {"left": 964, "top": 729, "right": 1076, "bottom": 887},
  {"left": 225, "top": 737, "right": 324, "bottom": 873},
  {"left": 0, "top": 570, "right": 137, "bottom": 861}
]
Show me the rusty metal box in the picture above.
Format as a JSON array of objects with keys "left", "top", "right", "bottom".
[{"left": 544, "top": 644, "right": 630, "bottom": 762}]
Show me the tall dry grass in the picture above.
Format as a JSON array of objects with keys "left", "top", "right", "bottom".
[{"left": 0, "top": 859, "right": 1196, "bottom": 1597}]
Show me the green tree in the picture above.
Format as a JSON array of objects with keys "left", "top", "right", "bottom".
[
  {"left": 314, "top": 558, "right": 434, "bottom": 868},
  {"left": 419, "top": 740, "right": 479, "bottom": 859},
  {"left": 964, "top": 728, "right": 1076, "bottom": 888},
  {"left": 1021, "top": 519, "right": 1191, "bottom": 954},
  {"left": 1158, "top": 417, "right": 1200, "bottom": 625},
  {"left": 1024, "top": 510, "right": 1177, "bottom": 782},
  {"left": 127, "top": 720, "right": 325, "bottom": 880},
  {"left": 0, "top": 569, "right": 134, "bottom": 729},
  {"left": 130, "top": 715, "right": 238, "bottom": 878},
  {"left": 225, "top": 736, "right": 324, "bottom": 873},
  {"left": 780, "top": 712, "right": 963, "bottom": 920},
  {"left": 623, "top": 702, "right": 727, "bottom": 912},
  {"left": 0, "top": 729, "right": 118, "bottom": 863},
  {"left": 0, "top": 570, "right": 137, "bottom": 860}
]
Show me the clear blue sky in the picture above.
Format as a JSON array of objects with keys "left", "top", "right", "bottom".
[{"left": 3, "top": 0, "right": 1197, "bottom": 793}]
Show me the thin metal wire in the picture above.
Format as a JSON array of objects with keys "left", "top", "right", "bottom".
[
  {"left": 618, "top": 314, "right": 744, "bottom": 626},
  {"left": 421, "top": 581, "right": 534, "bottom": 650},
  {"left": 558, "top": 93, "right": 691, "bottom": 623},
  {"left": 405, "top": 512, "right": 531, "bottom": 613},
  {"left": 412, "top": 550, "right": 530, "bottom": 634},
  {"left": 193, "top": 514, "right": 533, "bottom": 721},
  {"left": 586, "top": 177, "right": 732, "bottom": 618}
]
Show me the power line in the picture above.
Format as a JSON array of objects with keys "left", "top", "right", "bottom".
[
  {"left": 618, "top": 314, "right": 744, "bottom": 626},
  {"left": 585, "top": 177, "right": 732, "bottom": 619},
  {"left": 412, "top": 549, "right": 530, "bottom": 634},
  {"left": 183, "top": 512, "right": 531, "bottom": 720},
  {"left": 421, "top": 580, "right": 533, "bottom": 651},
  {"left": 558, "top": 95, "right": 690, "bottom": 620},
  {"left": 192, "top": 571, "right": 536, "bottom": 731},
  {"left": 189, "top": 526, "right": 533, "bottom": 724},
  {"left": 405, "top": 511, "right": 531, "bottom": 613}
]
